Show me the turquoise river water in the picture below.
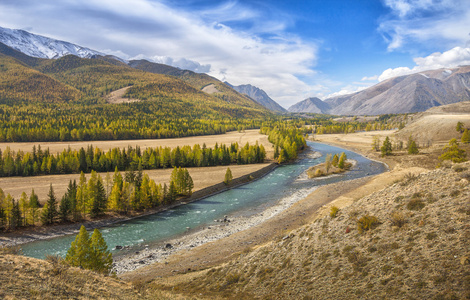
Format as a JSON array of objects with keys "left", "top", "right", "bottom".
[{"left": 20, "top": 142, "right": 386, "bottom": 259}]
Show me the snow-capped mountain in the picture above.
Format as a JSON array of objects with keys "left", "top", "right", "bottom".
[{"left": 0, "top": 26, "right": 103, "bottom": 59}]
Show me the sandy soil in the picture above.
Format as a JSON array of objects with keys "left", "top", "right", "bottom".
[
  {"left": 201, "top": 84, "right": 220, "bottom": 94},
  {"left": 396, "top": 113, "right": 470, "bottom": 144},
  {"left": 0, "top": 164, "right": 271, "bottom": 203},
  {"left": 105, "top": 86, "right": 141, "bottom": 104},
  {"left": 0, "top": 129, "right": 272, "bottom": 156}
]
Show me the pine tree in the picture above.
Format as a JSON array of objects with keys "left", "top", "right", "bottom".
[
  {"left": 19, "top": 192, "right": 29, "bottom": 227},
  {"left": 9, "top": 198, "right": 21, "bottom": 230},
  {"left": 41, "top": 184, "right": 58, "bottom": 225},
  {"left": 66, "top": 225, "right": 92, "bottom": 269},
  {"left": 439, "top": 138, "right": 467, "bottom": 164},
  {"left": 338, "top": 152, "right": 347, "bottom": 169},
  {"left": 168, "top": 181, "right": 177, "bottom": 203},
  {"left": 58, "top": 194, "right": 71, "bottom": 222},
  {"left": 381, "top": 137, "right": 393, "bottom": 157},
  {"left": 90, "top": 176, "right": 107, "bottom": 218},
  {"left": 183, "top": 169, "right": 193, "bottom": 196},
  {"left": 224, "top": 167, "right": 233, "bottom": 185},
  {"left": 407, "top": 137, "right": 419, "bottom": 154},
  {"left": 461, "top": 129, "right": 470, "bottom": 144},
  {"left": 89, "top": 229, "right": 113, "bottom": 274},
  {"left": 29, "top": 189, "right": 40, "bottom": 226},
  {"left": 331, "top": 154, "right": 339, "bottom": 167}
]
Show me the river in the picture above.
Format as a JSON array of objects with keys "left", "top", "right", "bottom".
[{"left": 21, "top": 142, "right": 386, "bottom": 259}]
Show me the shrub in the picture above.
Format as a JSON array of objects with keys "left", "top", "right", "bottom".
[
  {"left": 390, "top": 211, "right": 406, "bottom": 228},
  {"left": 330, "top": 206, "right": 339, "bottom": 218},
  {"left": 400, "top": 173, "right": 417, "bottom": 186},
  {"left": 357, "top": 215, "right": 379, "bottom": 233},
  {"left": 407, "top": 199, "right": 425, "bottom": 211}
]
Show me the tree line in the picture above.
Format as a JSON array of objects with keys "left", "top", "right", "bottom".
[
  {"left": 260, "top": 124, "right": 307, "bottom": 163},
  {"left": 0, "top": 142, "right": 266, "bottom": 177},
  {"left": 0, "top": 167, "right": 193, "bottom": 231}
]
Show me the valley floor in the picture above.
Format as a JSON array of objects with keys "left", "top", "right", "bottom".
[
  {"left": 120, "top": 130, "right": 430, "bottom": 281},
  {"left": 124, "top": 129, "right": 470, "bottom": 299}
]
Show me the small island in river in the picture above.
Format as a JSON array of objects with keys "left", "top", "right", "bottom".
[{"left": 306, "top": 152, "right": 353, "bottom": 178}]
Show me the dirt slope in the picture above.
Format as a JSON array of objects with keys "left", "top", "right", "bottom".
[{"left": 163, "top": 162, "right": 470, "bottom": 299}]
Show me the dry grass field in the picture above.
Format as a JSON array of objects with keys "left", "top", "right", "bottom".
[
  {"left": 0, "top": 129, "right": 272, "bottom": 155},
  {"left": 0, "top": 129, "right": 274, "bottom": 201},
  {"left": 0, "top": 164, "right": 271, "bottom": 203}
]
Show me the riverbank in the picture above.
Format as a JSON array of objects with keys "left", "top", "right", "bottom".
[
  {"left": 122, "top": 136, "right": 430, "bottom": 282},
  {"left": 0, "top": 163, "right": 276, "bottom": 248}
]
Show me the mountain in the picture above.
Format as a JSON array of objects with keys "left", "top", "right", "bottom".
[
  {"left": 0, "top": 26, "right": 102, "bottom": 59},
  {"left": 324, "top": 66, "right": 470, "bottom": 115},
  {"left": 225, "top": 83, "right": 286, "bottom": 112},
  {"left": 129, "top": 59, "right": 264, "bottom": 109},
  {"left": 287, "top": 66, "right": 470, "bottom": 115},
  {"left": 287, "top": 97, "right": 330, "bottom": 114}
]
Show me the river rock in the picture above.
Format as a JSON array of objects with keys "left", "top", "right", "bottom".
[
  {"left": 165, "top": 243, "right": 173, "bottom": 249},
  {"left": 115, "top": 245, "right": 123, "bottom": 250}
]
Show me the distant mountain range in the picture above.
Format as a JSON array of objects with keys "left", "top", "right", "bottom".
[
  {"left": 287, "top": 97, "right": 329, "bottom": 114},
  {"left": 0, "top": 26, "right": 286, "bottom": 113},
  {"left": 224, "top": 83, "right": 286, "bottom": 112},
  {"left": 289, "top": 66, "right": 470, "bottom": 115}
]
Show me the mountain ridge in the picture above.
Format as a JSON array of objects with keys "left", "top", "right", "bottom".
[
  {"left": 0, "top": 26, "right": 103, "bottom": 59},
  {"left": 225, "top": 82, "right": 286, "bottom": 112},
  {"left": 289, "top": 66, "right": 470, "bottom": 115}
]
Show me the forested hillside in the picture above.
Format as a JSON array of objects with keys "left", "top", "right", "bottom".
[{"left": 0, "top": 44, "right": 273, "bottom": 142}]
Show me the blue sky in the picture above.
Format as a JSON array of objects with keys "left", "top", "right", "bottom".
[{"left": 1, "top": 0, "right": 470, "bottom": 108}]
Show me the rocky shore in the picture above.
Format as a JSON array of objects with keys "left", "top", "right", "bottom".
[{"left": 112, "top": 183, "right": 319, "bottom": 274}]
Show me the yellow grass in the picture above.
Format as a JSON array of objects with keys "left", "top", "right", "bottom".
[{"left": 0, "top": 129, "right": 272, "bottom": 154}]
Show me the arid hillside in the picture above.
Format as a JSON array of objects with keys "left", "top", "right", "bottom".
[
  {"left": 160, "top": 162, "right": 470, "bottom": 299},
  {"left": 396, "top": 101, "right": 470, "bottom": 145},
  {"left": 0, "top": 251, "right": 195, "bottom": 300}
]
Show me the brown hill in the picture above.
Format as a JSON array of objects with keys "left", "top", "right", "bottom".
[
  {"left": 164, "top": 162, "right": 470, "bottom": 299},
  {"left": 395, "top": 101, "right": 470, "bottom": 145},
  {"left": 0, "top": 252, "right": 192, "bottom": 299}
]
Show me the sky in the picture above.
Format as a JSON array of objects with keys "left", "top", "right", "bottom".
[{"left": 1, "top": 0, "right": 470, "bottom": 108}]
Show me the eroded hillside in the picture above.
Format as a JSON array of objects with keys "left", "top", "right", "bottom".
[{"left": 157, "top": 162, "right": 470, "bottom": 299}]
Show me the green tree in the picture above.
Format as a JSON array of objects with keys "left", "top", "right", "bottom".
[
  {"left": 338, "top": 152, "right": 347, "bottom": 169},
  {"left": 407, "top": 136, "right": 419, "bottom": 154},
  {"left": 439, "top": 138, "right": 467, "bottom": 164},
  {"left": 461, "top": 129, "right": 470, "bottom": 144},
  {"left": 224, "top": 167, "right": 233, "bottom": 185},
  {"left": 89, "top": 229, "right": 113, "bottom": 274},
  {"left": 456, "top": 121, "right": 464, "bottom": 133},
  {"left": 66, "top": 226, "right": 113, "bottom": 274},
  {"left": 381, "top": 136, "right": 393, "bottom": 157},
  {"left": 41, "top": 184, "right": 58, "bottom": 225},
  {"left": 29, "top": 189, "right": 40, "bottom": 226},
  {"left": 66, "top": 225, "right": 91, "bottom": 269}
]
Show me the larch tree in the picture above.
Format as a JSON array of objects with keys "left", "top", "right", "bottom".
[
  {"left": 224, "top": 167, "right": 233, "bottom": 185},
  {"left": 381, "top": 136, "right": 393, "bottom": 157},
  {"left": 89, "top": 229, "right": 113, "bottom": 274},
  {"left": 41, "top": 184, "right": 58, "bottom": 225}
]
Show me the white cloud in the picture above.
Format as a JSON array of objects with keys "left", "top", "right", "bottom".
[
  {"left": 378, "top": 46, "right": 470, "bottom": 81},
  {"left": 326, "top": 85, "right": 370, "bottom": 99},
  {"left": 361, "top": 75, "right": 378, "bottom": 81},
  {"left": 380, "top": 0, "right": 470, "bottom": 51}
]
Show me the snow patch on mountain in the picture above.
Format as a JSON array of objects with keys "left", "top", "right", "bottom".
[{"left": 0, "top": 26, "right": 103, "bottom": 59}]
